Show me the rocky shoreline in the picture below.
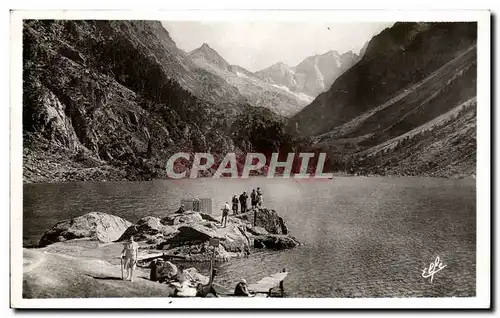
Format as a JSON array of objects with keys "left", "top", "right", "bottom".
[
  {"left": 23, "top": 208, "right": 299, "bottom": 298},
  {"left": 37, "top": 208, "right": 300, "bottom": 260}
]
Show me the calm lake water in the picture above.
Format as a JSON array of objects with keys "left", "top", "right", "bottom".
[{"left": 23, "top": 177, "right": 476, "bottom": 297}]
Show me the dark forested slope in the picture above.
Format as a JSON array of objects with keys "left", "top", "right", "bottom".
[{"left": 22, "top": 20, "right": 295, "bottom": 182}]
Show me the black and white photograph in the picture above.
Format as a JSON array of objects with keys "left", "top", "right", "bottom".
[{"left": 9, "top": 9, "right": 491, "bottom": 309}]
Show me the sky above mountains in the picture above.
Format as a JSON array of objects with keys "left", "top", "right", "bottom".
[{"left": 162, "top": 21, "right": 394, "bottom": 72}]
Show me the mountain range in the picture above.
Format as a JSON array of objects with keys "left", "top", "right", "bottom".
[
  {"left": 187, "top": 43, "right": 359, "bottom": 117},
  {"left": 22, "top": 20, "right": 477, "bottom": 182},
  {"left": 254, "top": 50, "right": 359, "bottom": 97},
  {"left": 188, "top": 43, "right": 312, "bottom": 117}
]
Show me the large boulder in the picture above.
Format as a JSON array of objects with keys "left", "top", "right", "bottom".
[
  {"left": 118, "top": 216, "right": 178, "bottom": 244},
  {"left": 164, "top": 221, "right": 251, "bottom": 254},
  {"left": 161, "top": 211, "right": 204, "bottom": 226},
  {"left": 246, "top": 226, "right": 269, "bottom": 236},
  {"left": 165, "top": 222, "right": 216, "bottom": 244},
  {"left": 199, "top": 212, "right": 220, "bottom": 223},
  {"left": 39, "top": 212, "right": 132, "bottom": 247},
  {"left": 220, "top": 226, "right": 252, "bottom": 253},
  {"left": 236, "top": 208, "right": 289, "bottom": 234},
  {"left": 254, "top": 234, "right": 300, "bottom": 250}
]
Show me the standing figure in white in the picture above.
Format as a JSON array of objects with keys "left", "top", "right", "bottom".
[{"left": 121, "top": 236, "right": 139, "bottom": 282}]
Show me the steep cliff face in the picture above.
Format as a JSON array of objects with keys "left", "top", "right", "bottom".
[
  {"left": 255, "top": 50, "right": 359, "bottom": 98},
  {"left": 293, "top": 50, "right": 358, "bottom": 97},
  {"left": 23, "top": 20, "right": 245, "bottom": 182},
  {"left": 23, "top": 20, "right": 303, "bottom": 182},
  {"left": 290, "top": 22, "right": 477, "bottom": 137},
  {"left": 289, "top": 22, "right": 477, "bottom": 178},
  {"left": 253, "top": 62, "right": 296, "bottom": 89}
]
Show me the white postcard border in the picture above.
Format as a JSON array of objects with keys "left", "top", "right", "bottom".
[{"left": 10, "top": 9, "right": 491, "bottom": 309}]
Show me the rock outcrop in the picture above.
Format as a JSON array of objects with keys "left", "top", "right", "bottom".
[
  {"left": 254, "top": 234, "right": 300, "bottom": 249},
  {"left": 117, "top": 216, "right": 178, "bottom": 245},
  {"left": 246, "top": 226, "right": 269, "bottom": 236},
  {"left": 165, "top": 222, "right": 250, "bottom": 253},
  {"left": 236, "top": 208, "right": 288, "bottom": 235},
  {"left": 39, "top": 212, "right": 132, "bottom": 247},
  {"left": 38, "top": 208, "right": 299, "bottom": 261},
  {"left": 154, "top": 208, "right": 296, "bottom": 260},
  {"left": 161, "top": 212, "right": 204, "bottom": 226}
]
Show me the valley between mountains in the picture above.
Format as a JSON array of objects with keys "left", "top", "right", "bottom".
[{"left": 22, "top": 21, "right": 477, "bottom": 182}]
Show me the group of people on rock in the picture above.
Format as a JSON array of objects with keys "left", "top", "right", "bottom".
[
  {"left": 220, "top": 187, "right": 264, "bottom": 227},
  {"left": 233, "top": 188, "right": 264, "bottom": 214}
]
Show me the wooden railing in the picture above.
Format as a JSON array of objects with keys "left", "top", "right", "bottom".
[{"left": 180, "top": 198, "right": 212, "bottom": 214}]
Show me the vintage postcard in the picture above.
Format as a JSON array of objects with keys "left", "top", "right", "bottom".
[{"left": 10, "top": 9, "right": 491, "bottom": 309}]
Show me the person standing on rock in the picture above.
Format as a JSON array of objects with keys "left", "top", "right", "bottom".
[
  {"left": 121, "top": 236, "right": 139, "bottom": 282},
  {"left": 256, "top": 187, "right": 263, "bottom": 208},
  {"left": 239, "top": 191, "right": 248, "bottom": 213},
  {"left": 250, "top": 189, "right": 257, "bottom": 209},
  {"left": 193, "top": 198, "right": 201, "bottom": 212},
  {"left": 232, "top": 195, "right": 239, "bottom": 215},
  {"left": 221, "top": 202, "right": 230, "bottom": 227}
]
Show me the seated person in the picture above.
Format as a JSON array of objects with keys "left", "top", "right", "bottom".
[
  {"left": 149, "top": 259, "right": 159, "bottom": 282},
  {"left": 157, "top": 260, "right": 178, "bottom": 283},
  {"left": 176, "top": 265, "right": 197, "bottom": 285},
  {"left": 234, "top": 279, "right": 254, "bottom": 296},
  {"left": 175, "top": 204, "right": 185, "bottom": 214},
  {"left": 171, "top": 265, "right": 197, "bottom": 297}
]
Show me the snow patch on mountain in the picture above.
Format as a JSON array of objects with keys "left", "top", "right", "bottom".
[
  {"left": 236, "top": 72, "right": 248, "bottom": 78},
  {"left": 270, "top": 84, "right": 314, "bottom": 103}
]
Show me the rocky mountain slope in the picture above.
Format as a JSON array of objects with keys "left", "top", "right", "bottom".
[
  {"left": 189, "top": 43, "right": 232, "bottom": 71},
  {"left": 22, "top": 20, "right": 298, "bottom": 183},
  {"left": 289, "top": 22, "right": 477, "bottom": 178},
  {"left": 255, "top": 50, "right": 359, "bottom": 98},
  {"left": 188, "top": 43, "right": 313, "bottom": 117}
]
